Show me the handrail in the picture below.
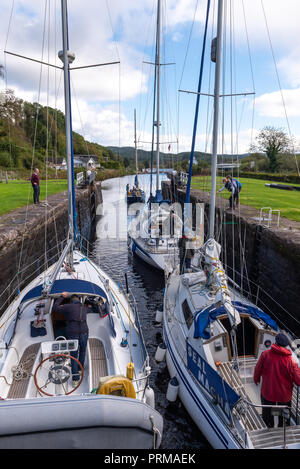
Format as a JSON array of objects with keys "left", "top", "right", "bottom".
[
  {"left": 241, "top": 398, "right": 290, "bottom": 412},
  {"left": 0, "top": 238, "right": 69, "bottom": 300},
  {"left": 236, "top": 398, "right": 293, "bottom": 449},
  {"left": 0, "top": 248, "right": 69, "bottom": 319}
]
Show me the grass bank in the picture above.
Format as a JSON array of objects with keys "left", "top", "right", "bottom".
[
  {"left": 0, "top": 179, "right": 68, "bottom": 216},
  {"left": 191, "top": 176, "right": 300, "bottom": 223}
]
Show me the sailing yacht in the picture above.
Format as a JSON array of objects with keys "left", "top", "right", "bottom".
[
  {"left": 126, "top": 110, "right": 146, "bottom": 205},
  {"left": 162, "top": 0, "right": 300, "bottom": 449},
  {"left": 0, "top": 0, "right": 163, "bottom": 449},
  {"left": 128, "top": 0, "right": 179, "bottom": 271}
]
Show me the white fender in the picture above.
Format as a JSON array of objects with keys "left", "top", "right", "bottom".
[
  {"left": 166, "top": 376, "right": 179, "bottom": 402},
  {"left": 155, "top": 343, "right": 167, "bottom": 362},
  {"left": 145, "top": 386, "right": 155, "bottom": 408},
  {"left": 155, "top": 309, "right": 163, "bottom": 323}
]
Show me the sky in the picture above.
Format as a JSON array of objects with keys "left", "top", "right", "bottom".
[{"left": 1, "top": 0, "right": 300, "bottom": 163}]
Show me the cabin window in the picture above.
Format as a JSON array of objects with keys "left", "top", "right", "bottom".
[{"left": 182, "top": 299, "right": 194, "bottom": 329}]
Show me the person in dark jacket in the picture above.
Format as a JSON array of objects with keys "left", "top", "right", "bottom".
[
  {"left": 30, "top": 168, "right": 40, "bottom": 204},
  {"left": 53, "top": 292, "right": 89, "bottom": 385},
  {"left": 179, "top": 234, "right": 194, "bottom": 274},
  {"left": 254, "top": 333, "right": 300, "bottom": 428}
]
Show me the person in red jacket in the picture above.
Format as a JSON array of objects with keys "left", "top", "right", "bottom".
[{"left": 254, "top": 333, "right": 300, "bottom": 427}]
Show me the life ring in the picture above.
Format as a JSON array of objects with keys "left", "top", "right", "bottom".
[{"left": 97, "top": 375, "right": 136, "bottom": 398}]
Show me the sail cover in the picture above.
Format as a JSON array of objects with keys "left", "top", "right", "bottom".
[
  {"left": 194, "top": 301, "right": 278, "bottom": 339},
  {"left": 21, "top": 279, "right": 108, "bottom": 303}
]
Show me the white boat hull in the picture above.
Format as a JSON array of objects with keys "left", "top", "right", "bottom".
[
  {"left": 163, "top": 323, "right": 242, "bottom": 449},
  {"left": 0, "top": 249, "right": 163, "bottom": 449},
  {"left": 131, "top": 239, "right": 165, "bottom": 271},
  {"left": 130, "top": 237, "right": 178, "bottom": 271},
  {"left": 0, "top": 394, "right": 163, "bottom": 449}
]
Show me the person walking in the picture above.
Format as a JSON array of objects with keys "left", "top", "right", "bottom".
[
  {"left": 53, "top": 292, "right": 89, "bottom": 386},
  {"left": 253, "top": 333, "right": 300, "bottom": 428},
  {"left": 30, "top": 168, "right": 40, "bottom": 204}
]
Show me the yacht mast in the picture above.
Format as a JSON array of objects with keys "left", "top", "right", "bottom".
[
  {"left": 155, "top": 0, "right": 162, "bottom": 199},
  {"left": 209, "top": 0, "right": 224, "bottom": 238},
  {"left": 134, "top": 109, "right": 138, "bottom": 175},
  {"left": 60, "top": 0, "right": 75, "bottom": 266}
]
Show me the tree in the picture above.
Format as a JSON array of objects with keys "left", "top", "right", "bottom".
[
  {"left": 123, "top": 157, "right": 130, "bottom": 168},
  {"left": 252, "top": 126, "right": 292, "bottom": 173}
]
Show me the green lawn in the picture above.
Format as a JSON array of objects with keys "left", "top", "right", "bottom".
[
  {"left": 192, "top": 176, "right": 300, "bottom": 223},
  {"left": 0, "top": 179, "right": 68, "bottom": 216}
]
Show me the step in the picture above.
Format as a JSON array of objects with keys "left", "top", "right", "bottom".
[{"left": 250, "top": 425, "right": 300, "bottom": 449}]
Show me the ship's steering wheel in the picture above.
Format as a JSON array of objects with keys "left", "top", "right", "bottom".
[{"left": 33, "top": 354, "right": 84, "bottom": 396}]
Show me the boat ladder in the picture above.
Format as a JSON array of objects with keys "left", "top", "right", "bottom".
[{"left": 218, "top": 361, "right": 266, "bottom": 432}]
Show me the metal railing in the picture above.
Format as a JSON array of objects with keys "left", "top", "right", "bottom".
[
  {"left": 239, "top": 398, "right": 296, "bottom": 449},
  {"left": 258, "top": 207, "right": 281, "bottom": 228},
  {"left": 0, "top": 239, "right": 69, "bottom": 319}
]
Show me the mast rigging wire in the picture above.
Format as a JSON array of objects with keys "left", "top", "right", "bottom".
[{"left": 260, "top": 0, "right": 300, "bottom": 177}]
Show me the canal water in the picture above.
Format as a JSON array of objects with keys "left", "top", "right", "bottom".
[{"left": 90, "top": 174, "right": 209, "bottom": 449}]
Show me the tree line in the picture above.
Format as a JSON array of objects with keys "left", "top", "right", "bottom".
[{"left": 0, "top": 89, "right": 120, "bottom": 173}]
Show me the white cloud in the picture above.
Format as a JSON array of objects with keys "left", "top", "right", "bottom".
[
  {"left": 256, "top": 88, "right": 300, "bottom": 118},
  {"left": 278, "top": 52, "right": 300, "bottom": 88},
  {"left": 2, "top": 0, "right": 300, "bottom": 152},
  {"left": 171, "top": 32, "right": 184, "bottom": 43}
]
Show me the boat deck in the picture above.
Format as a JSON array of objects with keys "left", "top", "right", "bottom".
[
  {"left": 89, "top": 338, "right": 108, "bottom": 389},
  {"left": 219, "top": 359, "right": 300, "bottom": 448},
  {"left": 6, "top": 338, "right": 108, "bottom": 399}
]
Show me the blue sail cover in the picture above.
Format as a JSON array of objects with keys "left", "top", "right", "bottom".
[
  {"left": 21, "top": 279, "right": 108, "bottom": 303},
  {"left": 194, "top": 301, "right": 278, "bottom": 339}
]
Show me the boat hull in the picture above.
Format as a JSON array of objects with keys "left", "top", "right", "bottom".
[
  {"left": 0, "top": 394, "right": 163, "bottom": 449},
  {"left": 163, "top": 322, "right": 242, "bottom": 449},
  {"left": 130, "top": 238, "right": 165, "bottom": 271}
]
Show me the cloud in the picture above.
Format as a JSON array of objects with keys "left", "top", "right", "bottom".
[
  {"left": 277, "top": 52, "right": 300, "bottom": 88},
  {"left": 171, "top": 32, "right": 184, "bottom": 43},
  {"left": 164, "top": 0, "right": 207, "bottom": 28},
  {"left": 2, "top": 0, "right": 300, "bottom": 153},
  {"left": 256, "top": 88, "right": 300, "bottom": 118}
]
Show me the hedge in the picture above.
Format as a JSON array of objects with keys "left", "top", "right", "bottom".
[{"left": 238, "top": 172, "right": 300, "bottom": 184}]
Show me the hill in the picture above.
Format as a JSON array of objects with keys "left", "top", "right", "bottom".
[
  {"left": 0, "top": 89, "right": 122, "bottom": 176},
  {"left": 108, "top": 145, "right": 250, "bottom": 171},
  {"left": 109, "top": 144, "right": 300, "bottom": 175}
]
